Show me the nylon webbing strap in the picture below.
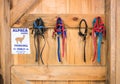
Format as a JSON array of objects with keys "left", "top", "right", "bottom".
[{"left": 78, "top": 19, "right": 88, "bottom": 62}]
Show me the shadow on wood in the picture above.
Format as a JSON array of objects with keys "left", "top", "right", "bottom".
[{"left": 0, "top": 74, "right": 3, "bottom": 84}]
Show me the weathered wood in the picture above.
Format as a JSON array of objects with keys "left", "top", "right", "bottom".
[
  {"left": 105, "top": 0, "right": 111, "bottom": 83},
  {"left": 0, "top": 0, "right": 12, "bottom": 84},
  {"left": 11, "top": 66, "right": 106, "bottom": 81},
  {"left": 10, "top": 0, "right": 105, "bottom": 15},
  {"left": 11, "top": 73, "right": 30, "bottom": 84},
  {"left": 10, "top": 0, "right": 108, "bottom": 84},
  {"left": 30, "top": 81, "right": 106, "bottom": 84},
  {"left": 116, "top": 0, "right": 120, "bottom": 84},
  {"left": 108, "top": 0, "right": 116, "bottom": 84},
  {"left": 13, "top": 14, "right": 105, "bottom": 28},
  {"left": 10, "top": 0, "right": 38, "bottom": 26},
  {"left": 0, "top": 0, "right": 3, "bottom": 75},
  {"left": 69, "top": 0, "right": 105, "bottom": 14}
]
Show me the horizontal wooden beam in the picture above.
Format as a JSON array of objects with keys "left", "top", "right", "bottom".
[
  {"left": 12, "top": 14, "right": 105, "bottom": 28},
  {"left": 10, "top": 0, "right": 38, "bottom": 26},
  {"left": 11, "top": 65, "right": 106, "bottom": 81}
]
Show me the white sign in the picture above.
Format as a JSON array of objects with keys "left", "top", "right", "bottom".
[{"left": 11, "top": 28, "right": 30, "bottom": 54}]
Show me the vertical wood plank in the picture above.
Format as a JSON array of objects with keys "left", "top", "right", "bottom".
[
  {"left": 109, "top": 0, "right": 116, "bottom": 84},
  {"left": 43, "top": 81, "right": 56, "bottom": 84},
  {"left": 116, "top": 0, "right": 120, "bottom": 84},
  {"left": 105, "top": 0, "right": 111, "bottom": 83},
  {"left": 36, "top": 81, "right": 43, "bottom": 84},
  {"left": 66, "top": 0, "right": 70, "bottom": 14},
  {"left": 91, "top": 0, "right": 105, "bottom": 14},
  {"left": 93, "top": 81, "right": 105, "bottom": 84},
  {"left": 29, "top": 81, "right": 106, "bottom": 84},
  {"left": 56, "top": 0, "right": 68, "bottom": 14},
  {"left": 0, "top": 0, "right": 12, "bottom": 84},
  {"left": 30, "top": 0, "right": 68, "bottom": 14},
  {"left": 10, "top": 0, "right": 20, "bottom": 9},
  {"left": 69, "top": 81, "right": 87, "bottom": 84},
  {"left": 30, "top": 81, "right": 43, "bottom": 84},
  {"left": 41, "top": 0, "right": 56, "bottom": 14},
  {"left": 30, "top": 81, "right": 36, "bottom": 84},
  {"left": 56, "top": 81, "right": 69, "bottom": 84},
  {"left": 69, "top": 0, "right": 82, "bottom": 14}
]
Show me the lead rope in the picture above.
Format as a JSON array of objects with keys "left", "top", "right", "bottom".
[
  {"left": 92, "top": 16, "right": 106, "bottom": 63},
  {"left": 32, "top": 18, "right": 46, "bottom": 64},
  {"left": 52, "top": 17, "right": 66, "bottom": 62},
  {"left": 78, "top": 19, "right": 88, "bottom": 62}
]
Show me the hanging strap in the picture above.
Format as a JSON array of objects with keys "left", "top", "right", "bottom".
[
  {"left": 33, "top": 18, "right": 46, "bottom": 64},
  {"left": 52, "top": 17, "right": 66, "bottom": 62},
  {"left": 57, "top": 36, "right": 61, "bottom": 62},
  {"left": 92, "top": 17, "right": 106, "bottom": 63},
  {"left": 78, "top": 19, "right": 88, "bottom": 62},
  {"left": 97, "top": 33, "right": 102, "bottom": 62},
  {"left": 92, "top": 18, "right": 97, "bottom": 62}
]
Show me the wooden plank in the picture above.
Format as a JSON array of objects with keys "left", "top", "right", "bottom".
[
  {"left": 106, "top": 0, "right": 116, "bottom": 84},
  {"left": 11, "top": 74, "right": 30, "bottom": 84},
  {"left": 29, "top": 81, "right": 106, "bottom": 84},
  {"left": 27, "top": 0, "right": 105, "bottom": 14},
  {"left": 89, "top": 81, "right": 105, "bottom": 84},
  {"left": 43, "top": 81, "right": 56, "bottom": 84},
  {"left": 91, "top": 0, "right": 105, "bottom": 14},
  {"left": 10, "top": 0, "right": 37, "bottom": 26},
  {"left": 56, "top": 0, "right": 68, "bottom": 14},
  {"left": 10, "top": 1, "right": 107, "bottom": 84},
  {"left": 69, "top": 81, "right": 89, "bottom": 84},
  {"left": 29, "top": 81, "right": 43, "bottom": 84},
  {"left": 35, "top": 81, "right": 43, "bottom": 84},
  {"left": 0, "top": 0, "right": 3, "bottom": 75},
  {"left": 105, "top": 0, "right": 111, "bottom": 84},
  {"left": 11, "top": 65, "right": 106, "bottom": 81},
  {"left": 30, "top": 0, "right": 68, "bottom": 14},
  {"left": 12, "top": 14, "right": 105, "bottom": 28},
  {"left": 69, "top": 0, "right": 105, "bottom": 14},
  {"left": 55, "top": 81, "right": 69, "bottom": 84},
  {"left": 41, "top": 0, "right": 56, "bottom": 14},
  {"left": 116, "top": 0, "right": 120, "bottom": 84},
  {"left": 10, "top": 0, "right": 20, "bottom": 9},
  {"left": 0, "top": 0, "right": 12, "bottom": 84},
  {"left": 29, "top": 81, "right": 36, "bottom": 84}
]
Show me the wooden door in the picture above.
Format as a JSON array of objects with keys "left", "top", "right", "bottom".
[{"left": 3, "top": 0, "right": 109, "bottom": 84}]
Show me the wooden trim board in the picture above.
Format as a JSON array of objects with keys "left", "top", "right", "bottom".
[
  {"left": 11, "top": 65, "right": 106, "bottom": 81},
  {"left": 12, "top": 14, "right": 105, "bottom": 28}
]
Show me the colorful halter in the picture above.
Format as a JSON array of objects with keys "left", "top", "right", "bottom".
[
  {"left": 92, "top": 16, "right": 106, "bottom": 63},
  {"left": 32, "top": 18, "right": 46, "bottom": 64},
  {"left": 52, "top": 17, "right": 66, "bottom": 62}
]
